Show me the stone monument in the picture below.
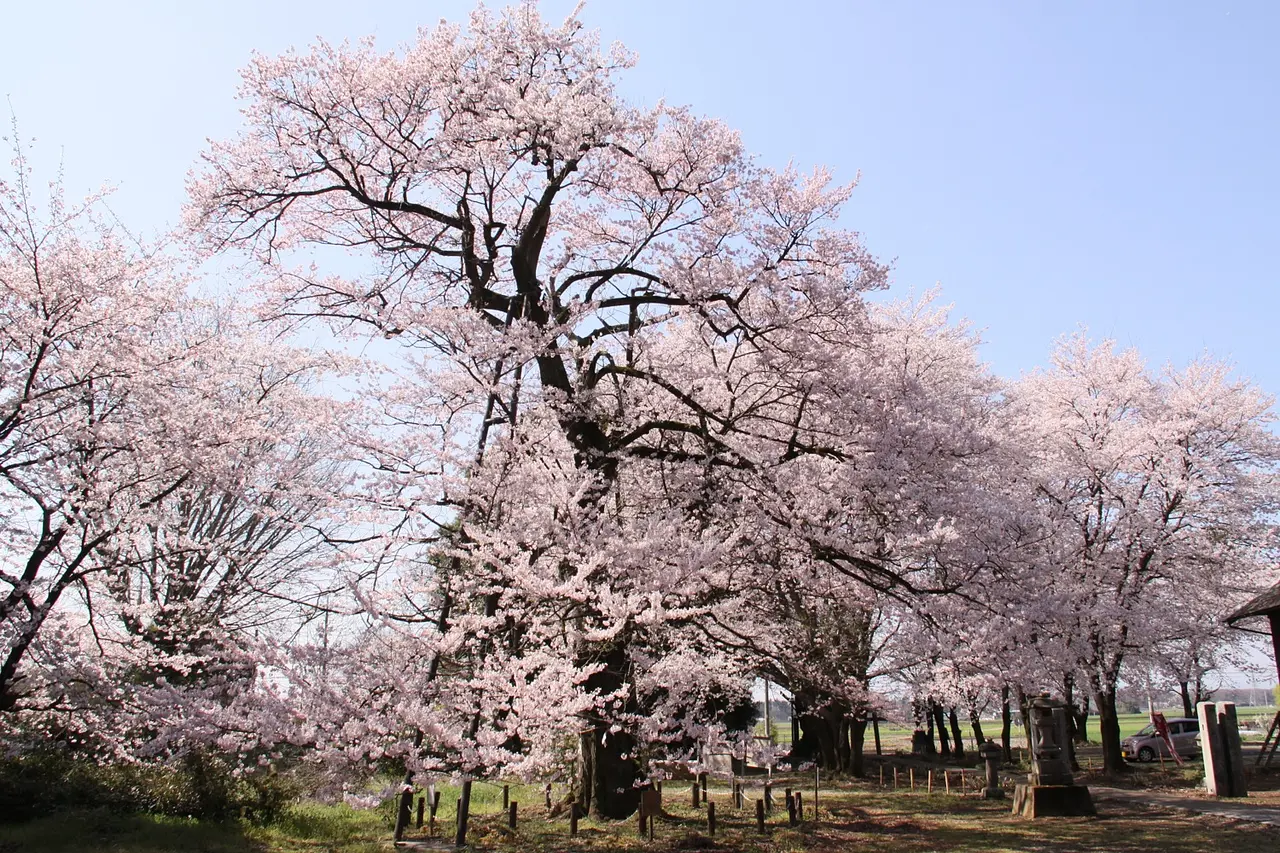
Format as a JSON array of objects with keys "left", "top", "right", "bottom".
[
  {"left": 1198, "top": 701, "right": 1247, "bottom": 797},
  {"left": 1011, "top": 693, "right": 1096, "bottom": 818}
]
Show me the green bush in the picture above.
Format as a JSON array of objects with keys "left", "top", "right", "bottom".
[{"left": 0, "top": 750, "right": 300, "bottom": 824}]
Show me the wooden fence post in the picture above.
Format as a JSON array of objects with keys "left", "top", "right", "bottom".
[
  {"left": 502, "top": 784, "right": 510, "bottom": 810},
  {"left": 416, "top": 795, "right": 425, "bottom": 828},
  {"left": 814, "top": 765, "right": 819, "bottom": 817},
  {"left": 756, "top": 798, "right": 765, "bottom": 833},
  {"left": 944, "top": 770, "right": 951, "bottom": 795},
  {"left": 508, "top": 802, "right": 517, "bottom": 830},
  {"left": 708, "top": 802, "right": 716, "bottom": 836},
  {"left": 928, "top": 769, "right": 934, "bottom": 794},
  {"left": 692, "top": 781, "right": 700, "bottom": 807},
  {"left": 764, "top": 782, "right": 773, "bottom": 813},
  {"left": 787, "top": 792, "right": 797, "bottom": 826},
  {"left": 910, "top": 768, "right": 916, "bottom": 793}
]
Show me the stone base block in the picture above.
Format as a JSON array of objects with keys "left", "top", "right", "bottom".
[{"left": 1011, "top": 784, "right": 1096, "bottom": 818}]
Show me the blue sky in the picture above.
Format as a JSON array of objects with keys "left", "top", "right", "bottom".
[{"left": 3, "top": 0, "right": 1278, "bottom": 392}]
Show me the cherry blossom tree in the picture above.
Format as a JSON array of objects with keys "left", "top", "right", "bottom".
[
  {"left": 1006, "top": 334, "right": 1280, "bottom": 774},
  {"left": 0, "top": 138, "right": 347, "bottom": 752},
  {"left": 185, "top": 1, "right": 912, "bottom": 816}
]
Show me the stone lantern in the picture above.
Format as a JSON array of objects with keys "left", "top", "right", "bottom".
[{"left": 978, "top": 738, "right": 1004, "bottom": 799}]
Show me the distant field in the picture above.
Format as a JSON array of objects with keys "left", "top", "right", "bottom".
[{"left": 754, "top": 705, "right": 1280, "bottom": 753}]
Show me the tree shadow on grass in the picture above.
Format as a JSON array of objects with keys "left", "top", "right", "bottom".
[{"left": 0, "top": 809, "right": 261, "bottom": 853}]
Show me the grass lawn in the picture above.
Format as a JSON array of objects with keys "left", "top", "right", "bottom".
[{"left": 5, "top": 774, "right": 1280, "bottom": 852}]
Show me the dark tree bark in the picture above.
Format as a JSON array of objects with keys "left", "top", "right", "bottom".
[
  {"left": 1180, "top": 681, "right": 1194, "bottom": 719},
  {"left": 578, "top": 643, "right": 641, "bottom": 818},
  {"left": 1094, "top": 686, "right": 1130, "bottom": 776},
  {"left": 931, "top": 700, "right": 951, "bottom": 758},
  {"left": 969, "top": 706, "right": 986, "bottom": 746},
  {"left": 849, "top": 716, "right": 869, "bottom": 777},
  {"left": 948, "top": 706, "right": 965, "bottom": 759}
]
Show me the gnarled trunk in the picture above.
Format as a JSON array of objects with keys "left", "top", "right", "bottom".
[{"left": 578, "top": 643, "right": 641, "bottom": 818}]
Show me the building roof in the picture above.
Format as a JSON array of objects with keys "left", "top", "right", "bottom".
[{"left": 1225, "top": 581, "right": 1280, "bottom": 625}]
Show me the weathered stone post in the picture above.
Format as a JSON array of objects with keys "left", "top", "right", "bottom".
[
  {"left": 1199, "top": 701, "right": 1248, "bottom": 797},
  {"left": 979, "top": 738, "right": 1004, "bottom": 799},
  {"left": 1011, "top": 693, "right": 1096, "bottom": 818}
]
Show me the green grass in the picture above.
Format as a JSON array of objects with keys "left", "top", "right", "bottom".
[{"left": 5, "top": 775, "right": 1280, "bottom": 852}]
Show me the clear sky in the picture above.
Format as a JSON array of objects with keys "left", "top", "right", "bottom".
[{"left": 3, "top": 0, "right": 1278, "bottom": 392}]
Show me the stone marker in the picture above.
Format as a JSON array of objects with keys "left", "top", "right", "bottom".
[
  {"left": 1199, "top": 701, "right": 1248, "bottom": 797},
  {"left": 1011, "top": 693, "right": 1096, "bottom": 818}
]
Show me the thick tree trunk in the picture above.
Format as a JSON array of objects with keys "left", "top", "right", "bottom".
[
  {"left": 1095, "top": 687, "right": 1129, "bottom": 776},
  {"left": 931, "top": 701, "right": 951, "bottom": 757},
  {"left": 797, "top": 707, "right": 842, "bottom": 772},
  {"left": 1000, "top": 686, "right": 1013, "bottom": 762},
  {"left": 948, "top": 707, "right": 965, "bottom": 759},
  {"left": 578, "top": 643, "right": 641, "bottom": 818},
  {"left": 1180, "top": 681, "right": 1194, "bottom": 719},
  {"left": 849, "top": 716, "right": 868, "bottom": 777}
]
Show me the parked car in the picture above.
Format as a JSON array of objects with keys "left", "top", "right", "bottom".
[{"left": 1121, "top": 717, "right": 1201, "bottom": 762}]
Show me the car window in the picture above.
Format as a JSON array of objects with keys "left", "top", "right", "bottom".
[
  {"left": 1185, "top": 721, "right": 1200, "bottom": 732},
  {"left": 1136, "top": 724, "right": 1155, "bottom": 736},
  {"left": 1169, "top": 722, "right": 1185, "bottom": 735}
]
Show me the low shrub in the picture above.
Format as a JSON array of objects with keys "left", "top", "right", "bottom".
[{"left": 0, "top": 749, "right": 301, "bottom": 824}]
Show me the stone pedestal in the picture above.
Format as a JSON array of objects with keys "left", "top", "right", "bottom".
[{"left": 1011, "top": 784, "right": 1097, "bottom": 818}]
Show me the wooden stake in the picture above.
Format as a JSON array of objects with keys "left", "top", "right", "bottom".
[
  {"left": 708, "top": 802, "right": 716, "bottom": 836},
  {"left": 508, "top": 802, "right": 517, "bottom": 830},
  {"left": 502, "top": 784, "right": 510, "bottom": 810},
  {"left": 814, "top": 764, "right": 819, "bottom": 817},
  {"left": 692, "top": 782, "right": 700, "bottom": 808},
  {"left": 795, "top": 791, "right": 804, "bottom": 821},
  {"left": 756, "top": 798, "right": 766, "bottom": 834},
  {"left": 928, "top": 769, "right": 934, "bottom": 794},
  {"left": 416, "top": 795, "right": 425, "bottom": 828},
  {"left": 910, "top": 768, "right": 916, "bottom": 793},
  {"left": 944, "top": 770, "right": 951, "bottom": 795}
]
